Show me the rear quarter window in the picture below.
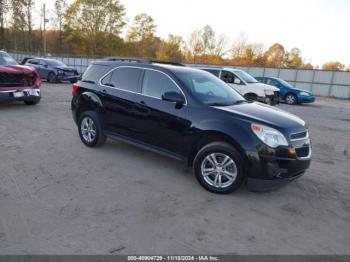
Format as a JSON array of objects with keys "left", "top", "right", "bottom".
[{"left": 82, "top": 64, "right": 111, "bottom": 83}]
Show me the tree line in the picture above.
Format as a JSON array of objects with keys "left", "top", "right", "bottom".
[{"left": 0, "top": 0, "right": 349, "bottom": 71}]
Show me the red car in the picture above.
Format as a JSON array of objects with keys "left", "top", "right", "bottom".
[{"left": 0, "top": 51, "right": 41, "bottom": 105}]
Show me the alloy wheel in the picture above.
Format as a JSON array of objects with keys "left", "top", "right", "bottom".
[
  {"left": 80, "top": 116, "right": 97, "bottom": 143},
  {"left": 201, "top": 153, "right": 237, "bottom": 188},
  {"left": 286, "top": 94, "right": 296, "bottom": 105}
]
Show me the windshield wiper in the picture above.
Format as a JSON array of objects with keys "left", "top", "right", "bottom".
[
  {"left": 207, "top": 102, "right": 231, "bottom": 107},
  {"left": 232, "top": 100, "right": 247, "bottom": 105}
]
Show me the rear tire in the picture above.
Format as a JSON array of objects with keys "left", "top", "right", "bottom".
[
  {"left": 285, "top": 93, "right": 298, "bottom": 105},
  {"left": 193, "top": 142, "right": 244, "bottom": 194},
  {"left": 78, "top": 111, "right": 106, "bottom": 147},
  {"left": 47, "top": 72, "right": 57, "bottom": 83}
]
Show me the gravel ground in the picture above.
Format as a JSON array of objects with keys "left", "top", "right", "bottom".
[{"left": 0, "top": 83, "right": 349, "bottom": 255}]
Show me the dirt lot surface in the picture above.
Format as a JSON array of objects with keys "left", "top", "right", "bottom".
[{"left": 0, "top": 83, "right": 349, "bottom": 255}]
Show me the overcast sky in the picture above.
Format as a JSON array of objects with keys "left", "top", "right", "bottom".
[{"left": 36, "top": 0, "right": 350, "bottom": 66}]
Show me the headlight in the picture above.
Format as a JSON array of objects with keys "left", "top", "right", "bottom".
[
  {"left": 251, "top": 124, "right": 288, "bottom": 148},
  {"left": 264, "top": 90, "right": 274, "bottom": 96},
  {"left": 300, "top": 91, "right": 310, "bottom": 96}
]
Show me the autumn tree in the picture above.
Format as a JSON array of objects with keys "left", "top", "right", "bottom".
[
  {"left": 65, "top": 0, "right": 126, "bottom": 55},
  {"left": 230, "top": 34, "right": 265, "bottom": 66},
  {"left": 9, "top": 0, "right": 26, "bottom": 50},
  {"left": 53, "top": 0, "right": 67, "bottom": 52},
  {"left": 0, "top": 0, "right": 8, "bottom": 49},
  {"left": 157, "top": 34, "right": 183, "bottom": 62},
  {"left": 186, "top": 26, "right": 228, "bottom": 64},
  {"left": 264, "top": 43, "right": 285, "bottom": 67},
  {"left": 127, "top": 13, "right": 157, "bottom": 59},
  {"left": 23, "top": 0, "right": 34, "bottom": 51},
  {"left": 285, "top": 48, "right": 303, "bottom": 68},
  {"left": 302, "top": 63, "right": 314, "bottom": 70},
  {"left": 322, "top": 61, "right": 345, "bottom": 71},
  {"left": 187, "top": 29, "right": 203, "bottom": 63}
]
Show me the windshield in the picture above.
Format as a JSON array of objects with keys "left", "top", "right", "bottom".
[
  {"left": 234, "top": 70, "right": 258, "bottom": 84},
  {"left": 46, "top": 59, "right": 66, "bottom": 67},
  {"left": 0, "top": 53, "right": 18, "bottom": 66},
  {"left": 278, "top": 78, "right": 294, "bottom": 88},
  {"left": 176, "top": 70, "right": 245, "bottom": 106}
]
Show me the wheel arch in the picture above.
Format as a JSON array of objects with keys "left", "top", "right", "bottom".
[
  {"left": 244, "top": 92, "right": 259, "bottom": 100},
  {"left": 188, "top": 130, "right": 249, "bottom": 171},
  {"left": 75, "top": 92, "right": 105, "bottom": 122}
]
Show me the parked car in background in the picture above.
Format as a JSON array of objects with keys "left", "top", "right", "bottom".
[
  {"left": 71, "top": 59, "right": 312, "bottom": 194},
  {"left": 255, "top": 77, "right": 316, "bottom": 105},
  {"left": 0, "top": 51, "right": 41, "bottom": 105},
  {"left": 20, "top": 57, "right": 35, "bottom": 65},
  {"left": 25, "top": 58, "right": 80, "bottom": 83},
  {"left": 200, "top": 68, "right": 280, "bottom": 105}
]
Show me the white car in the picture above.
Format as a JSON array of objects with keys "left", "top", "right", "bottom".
[{"left": 201, "top": 67, "right": 280, "bottom": 105}]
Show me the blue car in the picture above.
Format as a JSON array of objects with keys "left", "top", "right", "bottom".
[
  {"left": 25, "top": 58, "right": 80, "bottom": 83},
  {"left": 255, "top": 77, "right": 316, "bottom": 105}
]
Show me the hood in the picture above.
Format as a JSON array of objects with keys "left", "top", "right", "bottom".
[
  {"left": 251, "top": 82, "right": 279, "bottom": 92},
  {"left": 217, "top": 102, "right": 306, "bottom": 134},
  {"left": 0, "top": 65, "right": 36, "bottom": 74}
]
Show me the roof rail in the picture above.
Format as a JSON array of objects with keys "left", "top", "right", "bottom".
[
  {"left": 104, "top": 57, "right": 147, "bottom": 63},
  {"left": 102, "top": 57, "right": 185, "bottom": 67},
  {"left": 150, "top": 60, "right": 185, "bottom": 67}
]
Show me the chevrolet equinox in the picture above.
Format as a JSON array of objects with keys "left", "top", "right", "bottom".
[{"left": 71, "top": 58, "right": 312, "bottom": 194}]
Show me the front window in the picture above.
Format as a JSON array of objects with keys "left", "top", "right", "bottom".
[
  {"left": 176, "top": 70, "right": 244, "bottom": 106},
  {"left": 0, "top": 53, "right": 18, "bottom": 66},
  {"left": 234, "top": 70, "right": 258, "bottom": 84},
  {"left": 142, "top": 70, "right": 180, "bottom": 99}
]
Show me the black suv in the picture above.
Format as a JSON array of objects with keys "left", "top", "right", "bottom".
[{"left": 71, "top": 58, "right": 312, "bottom": 194}]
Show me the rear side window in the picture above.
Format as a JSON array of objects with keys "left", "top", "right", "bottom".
[
  {"left": 266, "top": 79, "right": 278, "bottom": 87},
  {"left": 142, "top": 70, "right": 180, "bottom": 99},
  {"left": 82, "top": 64, "right": 111, "bottom": 83},
  {"left": 109, "top": 67, "right": 143, "bottom": 92}
]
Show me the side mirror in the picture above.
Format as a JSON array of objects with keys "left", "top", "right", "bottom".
[
  {"left": 162, "top": 91, "right": 185, "bottom": 106},
  {"left": 234, "top": 78, "right": 242, "bottom": 85}
]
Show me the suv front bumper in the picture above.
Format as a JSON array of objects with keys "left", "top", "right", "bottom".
[
  {"left": 246, "top": 144, "right": 312, "bottom": 192},
  {"left": 257, "top": 93, "right": 280, "bottom": 106}
]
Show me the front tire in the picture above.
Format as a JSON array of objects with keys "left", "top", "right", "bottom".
[
  {"left": 285, "top": 93, "right": 298, "bottom": 105},
  {"left": 193, "top": 142, "right": 244, "bottom": 194},
  {"left": 78, "top": 111, "right": 106, "bottom": 147}
]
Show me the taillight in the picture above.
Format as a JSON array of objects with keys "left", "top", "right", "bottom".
[
  {"left": 72, "top": 83, "right": 79, "bottom": 96},
  {"left": 33, "top": 71, "right": 41, "bottom": 88}
]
